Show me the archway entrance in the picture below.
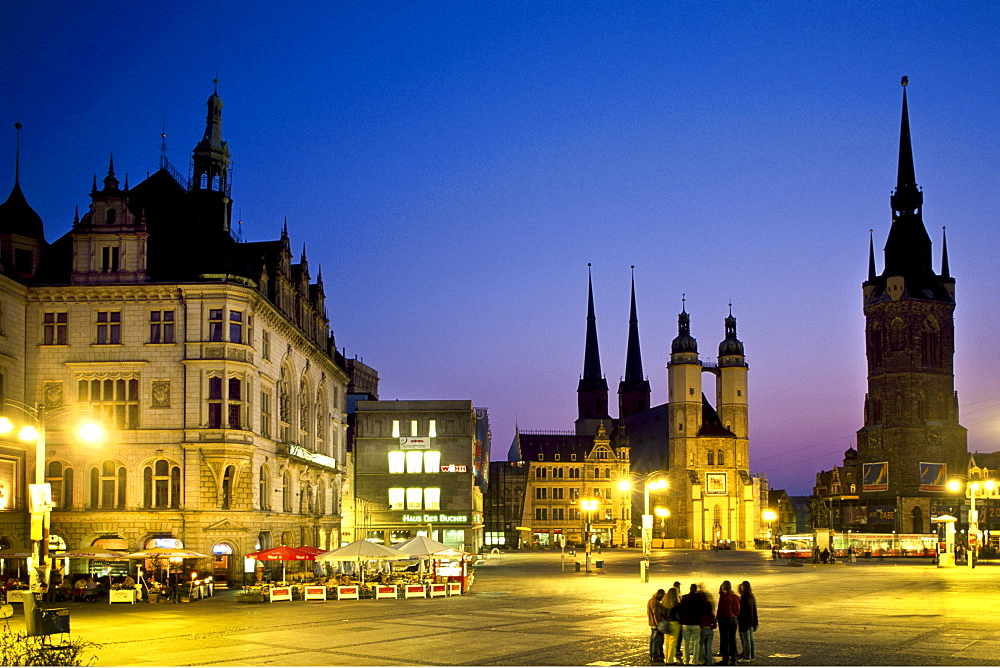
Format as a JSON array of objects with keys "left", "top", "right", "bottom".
[{"left": 212, "top": 543, "right": 235, "bottom": 588}]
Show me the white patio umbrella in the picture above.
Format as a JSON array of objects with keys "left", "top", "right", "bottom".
[
  {"left": 393, "top": 536, "right": 469, "bottom": 575},
  {"left": 316, "top": 540, "right": 407, "bottom": 582}
]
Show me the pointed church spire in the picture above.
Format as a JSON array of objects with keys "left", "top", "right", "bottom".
[
  {"left": 618, "top": 266, "right": 650, "bottom": 419},
  {"left": 671, "top": 294, "right": 698, "bottom": 354},
  {"left": 623, "top": 266, "right": 643, "bottom": 383},
  {"left": 13, "top": 121, "right": 21, "bottom": 185},
  {"left": 868, "top": 229, "right": 876, "bottom": 281},
  {"left": 883, "top": 76, "right": 932, "bottom": 277},
  {"left": 73, "top": 204, "right": 79, "bottom": 226},
  {"left": 103, "top": 154, "right": 119, "bottom": 191},
  {"left": 719, "top": 303, "right": 744, "bottom": 358},
  {"left": 582, "top": 264, "right": 603, "bottom": 381},
  {"left": 940, "top": 226, "right": 950, "bottom": 278}
]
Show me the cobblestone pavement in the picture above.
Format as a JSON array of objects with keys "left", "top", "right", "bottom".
[{"left": 6, "top": 549, "right": 999, "bottom": 666}]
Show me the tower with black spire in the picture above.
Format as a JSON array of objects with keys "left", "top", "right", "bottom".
[
  {"left": 856, "top": 78, "right": 967, "bottom": 531},
  {"left": 190, "top": 80, "right": 232, "bottom": 235},
  {"left": 0, "top": 121, "right": 46, "bottom": 280},
  {"left": 575, "top": 264, "right": 611, "bottom": 435},
  {"left": 618, "top": 267, "right": 651, "bottom": 419}
]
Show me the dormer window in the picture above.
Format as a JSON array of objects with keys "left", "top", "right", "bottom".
[
  {"left": 538, "top": 453, "right": 544, "bottom": 461},
  {"left": 101, "top": 246, "right": 120, "bottom": 273},
  {"left": 106, "top": 208, "right": 116, "bottom": 225}
]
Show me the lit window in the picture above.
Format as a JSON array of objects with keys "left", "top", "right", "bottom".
[
  {"left": 411, "top": 420, "right": 418, "bottom": 436},
  {"left": 392, "top": 420, "right": 400, "bottom": 438},
  {"left": 388, "top": 451, "right": 405, "bottom": 473},
  {"left": 405, "top": 451, "right": 423, "bottom": 473},
  {"left": 388, "top": 488, "right": 405, "bottom": 509},
  {"left": 424, "top": 451, "right": 441, "bottom": 472},
  {"left": 429, "top": 420, "right": 437, "bottom": 437},
  {"left": 406, "top": 488, "right": 422, "bottom": 510},
  {"left": 79, "top": 377, "right": 139, "bottom": 429},
  {"left": 424, "top": 488, "right": 440, "bottom": 510},
  {"left": 262, "top": 330, "right": 270, "bottom": 360}
]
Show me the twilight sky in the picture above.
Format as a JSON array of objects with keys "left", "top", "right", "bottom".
[{"left": 3, "top": 1, "right": 999, "bottom": 494}]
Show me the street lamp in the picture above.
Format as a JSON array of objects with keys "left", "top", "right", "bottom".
[
  {"left": 0, "top": 401, "right": 105, "bottom": 593},
  {"left": 580, "top": 498, "right": 599, "bottom": 573},
  {"left": 618, "top": 473, "right": 667, "bottom": 556},
  {"left": 654, "top": 506, "right": 670, "bottom": 542},
  {"left": 949, "top": 477, "right": 997, "bottom": 568},
  {"left": 762, "top": 509, "right": 777, "bottom": 547}
]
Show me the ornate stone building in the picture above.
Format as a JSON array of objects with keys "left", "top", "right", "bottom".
[{"left": 0, "top": 86, "right": 350, "bottom": 584}]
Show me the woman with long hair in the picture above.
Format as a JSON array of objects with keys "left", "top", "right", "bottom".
[
  {"left": 664, "top": 586, "right": 682, "bottom": 664},
  {"left": 737, "top": 581, "right": 758, "bottom": 662}
]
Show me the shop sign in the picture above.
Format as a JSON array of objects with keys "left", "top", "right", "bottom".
[
  {"left": 289, "top": 444, "right": 337, "bottom": 470},
  {"left": 441, "top": 464, "right": 468, "bottom": 472},
  {"left": 400, "top": 437, "right": 431, "bottom": 450},
  {"left": 402, "top": 513, "right": 468, "bottom": 523}
]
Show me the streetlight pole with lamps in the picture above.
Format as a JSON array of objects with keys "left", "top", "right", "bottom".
[
  {"left": 618, "top": 473, "right": 667, "bottom": 557},
  {"left": 580, "top": 498, "right": 599, "bottom": 573},
  {"left": 762, "top": 509, "right": 777, "bottom": 548},
  {"left": 948, "top": 477, "right": 997, "bottom": 568},
  {"left": 0, "top": 401, "right": 104, "bottom": 593}
]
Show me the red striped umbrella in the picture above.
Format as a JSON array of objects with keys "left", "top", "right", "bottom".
[{"left": 245, "top": 545, "right": 315, "bottom": 561}]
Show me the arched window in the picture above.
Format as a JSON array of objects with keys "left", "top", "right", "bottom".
[
  {"left": 143, "top": 459, "right": 181, "bottom": 509},
  {"left": 278, "top": 368, "right": 291, "bottom": 442},
  {"left": 91, "top": 460, "right": 126, "bottom": 509},
  {"left": 106, "top": 208, "right": 116, "bottom": 225},
  {"left": 221, "top": 465, "right": 235, "bottom": 509},
  {"left": 211, "top": 174, "right": 221, "bottom": 191},
  {"left": 47, "top": 461, "right": 73, "bottom": 509},
  {"left": 890, "top": 317, "right": 906, "bottom": 351},
  {"left": 604, "top": 468, "right": 610, "bottom": 479},
  {"left": 717, "top": 450, "right": 725, "bottom": 466},
  {"left": 707, "top": 451, "right": 715, "bottom": 466},
  {"left": 316, "top": 480, "right": 326, "bottom": 515},
  {"left": 282, "top": 470, "right": 292, "bottom": 512},
  {"left": 315, "top": 397, "right": 326, "bottom": 443},
  {"left": 912, "top": 506, "right": 923, "bottom": 534},
  {"left": 299, "top": 379, "right": 310, "bottom": 436},
  {"left": 259, "top": 465, "right": 271, "bottom": 511},
  {"left": 593, "top": 467, "right": 600, "bottom": 479},
  {"left": 870, "top": 322, "right": 883, "bottom": 368},
  {"left": 921, "top": 317, "right": 940, "bottom": 366},
  {"left": 713, "top": 504, "right": 722, "bottom": 530}
]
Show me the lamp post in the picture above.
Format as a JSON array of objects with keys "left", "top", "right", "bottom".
[
  {"left": 0, "top": 401, "right": 104, "bottom": 594},
  {"left": 654, "top": 507, "right": 670, "bottom": 543},
  {"left": 949, "top": 477, "right": 997, "bottom": 568},
  {"left": 762, "top": 509, "right": 777, "bottom": 548},
  {"left": 580, "top": 498, "right": 599, "bottom": 573},
  {"left": 618, "top": 473, "right": 667, "bottom": 557}
]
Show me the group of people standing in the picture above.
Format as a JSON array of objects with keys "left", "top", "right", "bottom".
[{"left": 647, "top": 580, "right": 758, "bottom": 665}]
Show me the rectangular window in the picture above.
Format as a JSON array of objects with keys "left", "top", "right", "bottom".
[
  {"left": 208, "top": 377, "right": 224, "bottom": 429},
  {"left": 570, "top": 508, "right": 581, "bottom": 520},
  {"left": 96, "top": 311, "right": 121, "bottom": 345},
  {"left": 228, "top": 377, "right": 242, "bottom": 429},
  {"left": 149, "top": 310, "right": 175, "bottom": 343},
  {"left": 388, "top": 488, "right": 405, "bottom": 510},
  {"left": 391, "top": 420, "right": 400, "bottom": 438},
  {"left": 552, "top": 488, "right": 564, "bottom": 500},
  {"left": 229, "top": 310, "right": 243, "bottom": 343},
  {"left": 260, "top": 390, "right": 272, "bottom": 438},
  {"left": 43, "top": 312, "right": 68, "bottom": 345},
  {"left": 553, "top": 508, "right": 564, "bottom": 520},
  {"left": 429, "top": 420, "right": 437, "bottom": 438},
  {"left": 424, "top": 488, "right": 440, "bottom": 511},
  {"left": 262, "top": 330, "right": 270, "bottom": 360},
  {"left": 423, "top": 451, "right": 441, "bottom": 472},
  {"left": 570, "top": 488, "right": 580, "bottom": 500},
  {"left": 534, "top": 508, "right": 548, "bottom": 521},
  {"left": 405, "top": 450, "right": 423, "bottom": 473},
  {"left": 411, "top": 420, "right": 418, "bottom": 436},
  {"left": 209, "top": 309, "right": 224, "bottom": 342},
  {"left": 535, "top": 488, "right": 548, "bottom": 500},
  {"left": 78, "top": 377, "right": 139, "bottom": 429},
  {"left": 388, "top": 451, "right": 405, "bottom": 473},
  {"left": 101, "top": 246, "right": 120, "bottom": 273},
  {"left": 406, "top": 487, "right": 422, "bottom": 510}
]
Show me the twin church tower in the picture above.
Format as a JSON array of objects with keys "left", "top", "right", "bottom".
[{"left": 574, "top": 266, "right": 754, "bottom": 548}]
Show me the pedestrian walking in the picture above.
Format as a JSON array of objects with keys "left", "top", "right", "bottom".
[
  {"left": 679, "top": 583, "right": 703, "bottom": 664},
  {"left": 697, "top": 583, "right": 716, "bottom": 665},
  {"left": 716, "top": 580, "right": 740, "bottom": 665},
  {"left": 737, "top": 581, "right": 758, "bottom": 662},
  {"left": 648, "top": 588, "right": 667, "bottom": 663},
  {"left": 664, "top": 585, "right": 682, "bottom": 665}
]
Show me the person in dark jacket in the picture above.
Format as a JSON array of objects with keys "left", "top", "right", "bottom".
[
  {"left": 679, "top": 584, "right": 703, "bottom": 664},
  {"left": 716, "top": 581, "right": 740, "bottom": 665},
  {"left": 737, "top": 581, "right": 758, "bottom": 662}
]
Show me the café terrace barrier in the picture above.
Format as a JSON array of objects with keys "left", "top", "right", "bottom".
[{"left": 249, "top": 582, "right": 465, "bottom": 602}]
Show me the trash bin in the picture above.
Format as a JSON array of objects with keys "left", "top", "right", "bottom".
[
  {"left": 595, "top": 560, "right": 605, "bottom": 572},
  {"left": 575, "top": 562, "right": 581, "bottom": 572},
  {"left": 38, "top": 608, "right": 71, "bottom": 635}
]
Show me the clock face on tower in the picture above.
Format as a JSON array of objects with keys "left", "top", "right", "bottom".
[{"left": 927, "top": 426, "right": 941, "bottom": 447}]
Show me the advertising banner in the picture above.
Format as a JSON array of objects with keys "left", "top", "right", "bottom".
[
  {"left": 862, "top": 462, "right": 889, "bottom": 492},
  {"left": 919, "top": 462, "right": 947, "bottom": 492}
]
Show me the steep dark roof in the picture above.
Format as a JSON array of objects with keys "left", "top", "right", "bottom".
[
  {"left": 0, "top": 181, "right": 45, "bottom": 240},
  {"left": 698, "top": 394, "right": 735, "bottom": 437},
  {"left": 514, "top": 432, "right": 600, "bottom": 462}
]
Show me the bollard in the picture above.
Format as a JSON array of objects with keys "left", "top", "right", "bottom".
[
  {"left": 640, "top": 558, "right": 649, "bottom": 582},
  {"left": 575, "top": 562, "right": 581, "bottom": 572}
]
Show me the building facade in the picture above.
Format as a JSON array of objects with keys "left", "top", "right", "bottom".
[
  {"left": 0, "top": 87, "right": 350, "bottom": 585},
  {"left": 352, "top": 400, "right": 484, "bottom": 552}
]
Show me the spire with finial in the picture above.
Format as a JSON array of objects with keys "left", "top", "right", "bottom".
[
  {"left": 618, "top": 265, "right": 650, "bottom": 419},
  {"left": 719, "top": 302, "right": 744, "bottom": 358},
  {"left": 192, "top": 78, "right": 230, "bottom": 196},
  {"left": 582, "top": 263, "right": 603, "bottom": 382},
  {"left": 13, "top": 120, "right": 21, "bottom": 184},
  {"left": 883, "top": 76, "right": 933, "bottom": 277},
  {"left": 577, "top": 263, "right": 610, "bottom": 424},
  {"left": 159, "top": 119, "right": 168, "bottom": 171},
  {"left": 73, "top": 204, "right": 79, "bottom": 226},
  {"left": 867, "top": 229, "right": 876, "bottom": 281},
  {"left": 103, "top": 154, "right": 119, "bottom": 191},
  {"left": 940, "top": 226, "right": 950, "bottom": 278},
  {"left": 671, "top": 294, "right": 698, "bottom": 354}
]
